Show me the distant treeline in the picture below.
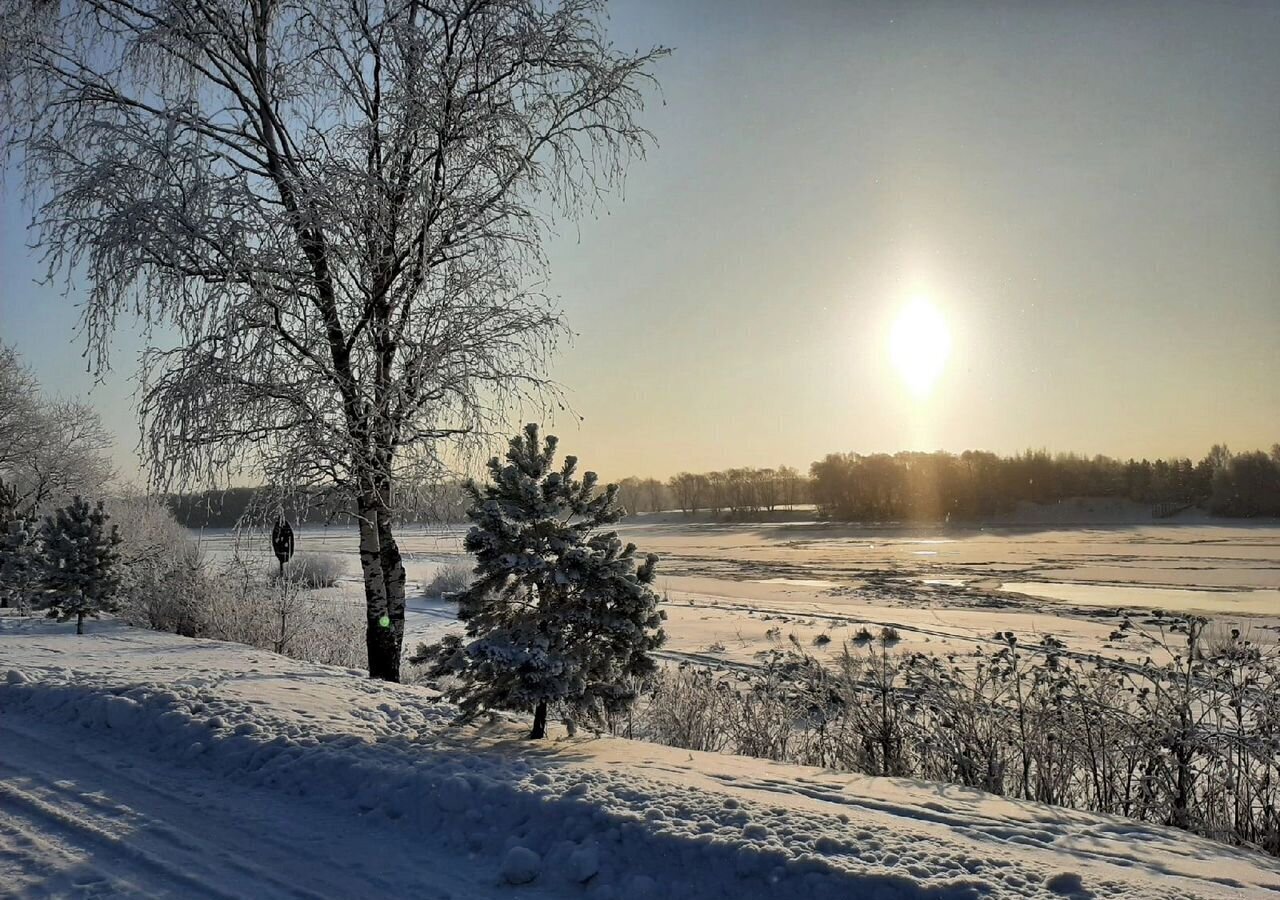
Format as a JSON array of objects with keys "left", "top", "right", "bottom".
[
  {"left": 168, "top": 488, "right": 341, "bottom": 529},
  {"left": 622, "top": 468, "right": 810, "bottom": 517},
  {"left": 168, "top": 470, "right": 810, "bottom": 526},
  {"left": 170, "top": 443, "right": 1280, "bottom": 527},
  {"left": 807, "top": 444, "right": 1280, "bottom": 521},
  {"left": 167, "top": 484, "right": 468, "bottom": 529},
  {"left": 615, "top": 443, "right": 1280, "bottom": 522}
]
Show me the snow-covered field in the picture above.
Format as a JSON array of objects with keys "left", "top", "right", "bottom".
[
  {"left": 6, "top": 517, "right": 1273, "bottom": 897},
  {"left": 5, "top": 617, "right": 1280, "bottom": 899},
  {"left": 626, "top": 519, "right": 1280, "bottom": 671},
  {"left": 196, "top": 517, "right": 1280, "bottom": 668}
]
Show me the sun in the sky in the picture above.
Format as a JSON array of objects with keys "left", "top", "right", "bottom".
[{"left": 889, "top": 298, "right": 951, "bottom": 398}]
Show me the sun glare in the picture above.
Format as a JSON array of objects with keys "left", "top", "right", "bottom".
[{"left": 889, "top": 298, "right": 951, "bottom": 398}]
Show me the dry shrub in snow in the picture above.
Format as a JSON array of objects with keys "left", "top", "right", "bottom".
[
  {"left": 422, "top": 561, "right": 473, "bottom": 598},
  {"left": 112, "top": 494, "right": 207, "bottom": 637},
  {"left": 632, "top": 617, "right": 1280, "bottom": 857},
  {"left": 642, "top": 666, "right": 732, "bottom": 754},
  {"left": 271, "top": 552, "right": 346, "bottom": 589},
  {"left": 109, "top": 500, "right": 365, "bottom": 671},
  {"left": 205, "top": 557, "right": 365, "bottom": 669}
]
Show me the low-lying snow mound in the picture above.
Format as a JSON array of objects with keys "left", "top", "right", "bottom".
[{"left": 2, "top": 618, "right": 1277, "bottom": 900}]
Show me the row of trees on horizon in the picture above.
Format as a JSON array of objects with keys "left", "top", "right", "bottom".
[
  {"left": 806, "top": 446, "right": 1280, "bottom": 522},
  {"left": 7, "top": 302, "right": 1278, "bottom": 530},
  {"left": 647, "top": 446, "right": 1280, "bottom": 521},
  {"left": 160, "top": 444, "right": 1280, "bottom": 527}
]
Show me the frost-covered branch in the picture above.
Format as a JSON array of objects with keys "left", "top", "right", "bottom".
[{"left": 1, "top": 0, "right": 666, "bottom": 680}]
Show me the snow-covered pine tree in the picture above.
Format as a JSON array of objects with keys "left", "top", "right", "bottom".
[
  {"left": 417, "top": 424, "right": 665, "bottom": 739},
  {"left": 39, "top": 496, "right": 122, "bottom": 634},
  {"left": 0, "top": 478, "right": 39, "bottom": 611}
]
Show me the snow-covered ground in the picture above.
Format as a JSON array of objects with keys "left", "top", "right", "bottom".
[
  {"left": 622, "top": 518, "right": 1280, "bottom": 670},
  {"left": 4, "top": 617, "right": 1280, "bottom": 899},
  {"left": 198, "top": 518, "right": 1280, "bottom": 669}
]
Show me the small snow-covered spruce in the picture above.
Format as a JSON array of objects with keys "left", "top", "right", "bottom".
[
  {"left": 414, "top": 424, "right": 665, "bottom": 739},
  {"left": 39, "top": 496, "right": 122, "bottom": 634},
  {"left": 0, "top": 478, "right": 40, "bottom": 611}
]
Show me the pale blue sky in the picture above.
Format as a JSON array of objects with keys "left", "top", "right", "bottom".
[{"left": 2, "top": 0, "right": 1278, "bottom": 481}]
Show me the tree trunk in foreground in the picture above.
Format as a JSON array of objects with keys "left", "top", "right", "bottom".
[
  {"left": 76, "top": 611, "right": 84, "bottom": 635},
  {"left": 359, "top": 490, "right": 408, "bottom": 682},
  {"left": 355, "top": 496, "right": 399, "bottom": 681},
  {"left": 529, "top": 700, "right": 548, "bottom": 740},
  {"left": 378, "top": 506, "right": 407, "bottom": 676}
]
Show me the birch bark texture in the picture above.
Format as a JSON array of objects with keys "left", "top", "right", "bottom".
[{"left": 1, "top": 0, "right": 665, "bottom": 680}]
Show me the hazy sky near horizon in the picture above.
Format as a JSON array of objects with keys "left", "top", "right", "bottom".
[{"left": 2, "top": 0, "right": 1278, "bottom": 482}]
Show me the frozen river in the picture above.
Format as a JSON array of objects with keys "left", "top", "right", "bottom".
[{"left": 190, "top": 518, "right": 1280, "bottom": 667}]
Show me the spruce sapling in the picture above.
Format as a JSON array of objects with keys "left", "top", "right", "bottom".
[
  {"left": 39, "top": 496, "right": 122, "bottom": 634},
  {"left": 416, "top": 425, "right": 665, "bottom": 738}
]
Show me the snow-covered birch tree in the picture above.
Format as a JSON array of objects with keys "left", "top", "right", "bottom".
[{"left": 0, "top": 0, "right": 666, "bottom": 680}]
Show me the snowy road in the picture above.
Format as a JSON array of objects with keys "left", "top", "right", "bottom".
[
  {"left": 0, "top": 707, "right": 552, "bottom": 899},
  {"left": 4, "top": 618, "right": 1280, "bottom": 899}
]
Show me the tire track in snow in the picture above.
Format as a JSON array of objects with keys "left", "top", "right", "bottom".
[
  {"left": 0, "top": 774, "right": 244, "bottom": 900},
  {"left": 0, "top": 716, "right": 494, "bottom": 899}
]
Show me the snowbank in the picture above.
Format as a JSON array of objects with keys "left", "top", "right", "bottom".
[{"left": 2, "top": 618, "right": 1277, "bottom": 899}]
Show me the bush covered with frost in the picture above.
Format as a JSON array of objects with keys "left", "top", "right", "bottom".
[{"left": 634, "top": 616, "right": 1280, "bottom": 857}]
